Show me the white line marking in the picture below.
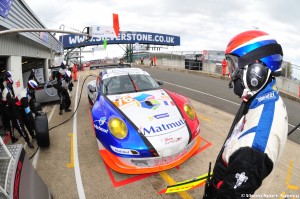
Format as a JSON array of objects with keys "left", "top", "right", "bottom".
[
  {"left": 42, "top": 106, "right": 47, "bottom": 112},
  {"left": 32, "top": 105, "right": 57, "bottom": 169},
  {"left": 163, "top": 81, "right": 240, "bottom": 106},
  {"left": 163, "top": 81, "right": 299, "bottom": 130},
  {"left": 32, "top": 146, "right": 40, "bottom": 168},
  {"left": 73, "top": 75, "right": 86, "bottom": 199},
  {"left": 48, "top": 105, "right": 57, "bottom": 122}
]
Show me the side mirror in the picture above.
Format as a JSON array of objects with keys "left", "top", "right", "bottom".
[
  {"left": 89, "top": 86, "right": 97, "bottom": 93},
  {"left": 157, "top": 80, "right": 163, "bottom": 85},
  {"left": 272, "top": 70, "right": 282, "bottom": 77}
]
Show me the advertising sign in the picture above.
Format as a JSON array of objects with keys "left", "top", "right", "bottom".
[
  {"left": 134, "top": 42, "right": 140, "bottom": 51},
  {"left": 0, "top": 0, "right": 14, "bottom": 18},
  {"left": 60, "top": 31, "right": 180, "bottom": 49},
  {"left": 35, "top": 68, "right": 45, "bottom": 83},
  {"left": 90, "top": 25, "right": 116, "bottom": 39},
  {"left": 39, "top": 32, "right": 49, "bottom": 43},
  {"left": 92, "top": 46, "right": 105, "bottom": 51}
]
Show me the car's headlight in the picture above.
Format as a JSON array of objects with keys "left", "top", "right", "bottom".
[
  {"left": 184, "top": 104, "right": 196, "bottom": 120},
  {"left": 108, "top": 117, "right": 128, "bottom": 139}
]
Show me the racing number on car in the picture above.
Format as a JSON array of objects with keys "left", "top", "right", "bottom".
[{"left": 114, "top": 96, "right": 135, "bottom": 107}]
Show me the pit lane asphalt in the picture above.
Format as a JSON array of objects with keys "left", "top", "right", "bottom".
[{"left": 9, "top": 68, "right": 300, "bottom": 199}]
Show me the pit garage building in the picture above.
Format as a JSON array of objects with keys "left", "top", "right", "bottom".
[{"left": 0, "top": 0, "right": 62, "bottom": 95}]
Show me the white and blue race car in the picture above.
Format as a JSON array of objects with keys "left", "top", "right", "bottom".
[{"left": 87, "top": 67, "right": 201, "bottom": 174}]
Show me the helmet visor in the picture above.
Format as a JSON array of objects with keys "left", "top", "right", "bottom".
[{"left": 225, "top": 55, "right": 239, "bottom": 79}]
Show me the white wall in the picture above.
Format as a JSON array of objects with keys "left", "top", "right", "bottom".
[
  {"left": 7, "top": 56, "right": 24, "bottom": 95},
  {"left": 44, "top": 59, "right": 50, "bottom": 81}
]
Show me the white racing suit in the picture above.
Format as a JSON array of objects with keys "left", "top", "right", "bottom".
[{"left": 207, "top": 79, "right": 288, "bottom": 199}]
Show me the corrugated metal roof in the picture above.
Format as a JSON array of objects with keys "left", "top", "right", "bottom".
[{"left": 0, "top": 0, "right": 62, "bottom": 53}]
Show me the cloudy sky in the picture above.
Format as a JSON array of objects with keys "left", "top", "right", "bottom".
[{"left": 24, "top": 0, "right": 300, "bottom": 67}]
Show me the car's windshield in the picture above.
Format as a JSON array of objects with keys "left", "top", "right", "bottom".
[{"left": 101, "top": 74, "right": 160, "bottom": 95}]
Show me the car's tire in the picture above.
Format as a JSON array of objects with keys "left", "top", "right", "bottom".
[{"left": 35, "top": 113, "right": 50, "bottom": 148}]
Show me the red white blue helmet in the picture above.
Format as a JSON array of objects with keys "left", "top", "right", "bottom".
[
  {"left": 225, "top": 30, "right": 283, "bottom": 100},
  {"left": 6, "top": 71, "right": 12, "bottom": 78},
  {"left": 225, "top": 30, "right": 283, "bottom": 73},
  {"left": 6, "top": 77, "right": 13, "bottom": 84},
  {"left": 65, "top": 70, "right": 72, "bottom": 78},
  {"left": 28, "top": 80, "right": 38, "bottom": 89}
]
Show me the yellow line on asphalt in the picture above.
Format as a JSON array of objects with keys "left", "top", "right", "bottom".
[
  {"left": 198, "top": 115, "right": 211, "bottom": 122},
  {"left": 67, "top": 133, "right": 74, "bottom": 168},
  {"left": 287, "top": 184, "right": 299, "bottom": 190},
  {"left": 159, "top": 171, "right": 193, "bottom": 199},
  {"left": 280, "top": 192, "right": 286, "bottom": 199},
  {"left": 282, "top": 160, "right": 299, "bottom": 192},
  {"left": 285, "top": 160, "right": 293, "bottom": 184}
]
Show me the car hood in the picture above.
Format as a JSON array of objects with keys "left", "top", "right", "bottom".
[{"left": 107, "top": 89, "right": 191, "bottom": 156}]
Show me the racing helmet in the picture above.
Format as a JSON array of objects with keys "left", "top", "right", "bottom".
[
  {"left": 59, "top": 68, "right": 66, "bottom": 75},
  {"left": 61, "top": 61, "right": 67, "bottom": 69},
  {"left": 6, "top": 71, "right": 12, "bottom": 78},
  {"left": 6, "top": 77, "right": 13, "bottom": 85},
  {"left": 28, "top": 80, "right": 38, "bottom": 89},
  {"left": 65, "top": 70, "right": 72, "bottom": 78},
  {"left": 225, "top": 30, "right": 283, "bottom": 100}
]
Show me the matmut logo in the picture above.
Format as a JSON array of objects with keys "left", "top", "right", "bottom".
[{"left": 143, "top": 118, "right": 185, "bottom": 135}]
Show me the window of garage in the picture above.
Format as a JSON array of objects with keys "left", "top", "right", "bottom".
[
  {"left": 0, "top": 57, "right": 8, "bottom": 80},
  {"left": 22, "top": 57, "right": 45, "bottom": 87},
  {"left": 0, "top": 57, "right": 7, "bottom": 135}
]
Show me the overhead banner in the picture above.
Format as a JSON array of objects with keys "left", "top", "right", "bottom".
[
  {"left": 60, "top": 31, "right": 180, "bottom": 49},
  {"left": 40, "top": 32, "right": 49, "bottom": 43},
  {"left": 0, "top": 0, "right": 14, "bottom": 18},
  {"left": 90, "top": 25, "right": 116, "bottom": 39}
]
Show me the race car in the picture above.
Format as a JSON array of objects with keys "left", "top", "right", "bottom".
[{"left": 87, "top": 67, "right": 201, "bottom": 174}]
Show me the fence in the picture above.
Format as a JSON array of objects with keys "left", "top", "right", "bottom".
[{"left": 134, "top": 51, "right": 300, "bottom": 97}]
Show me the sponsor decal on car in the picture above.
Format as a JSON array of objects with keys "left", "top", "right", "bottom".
[
  {"left": 113, "top": 95, "right": 136, "bottom": 107},
  {"left": 154, "top": 113, "right": 170, "bottom": 119},
  {"left": 112, "top": 93, "right": 175, "bottom": 110},
  {"left": 110, "top": 145, "right": 140, "bottom": 155},
  {"left": 98, "top": 117, "right": 106, "bottom": 125},
  {"left": 127, "top": 139, "right": 196, "bottom": 167},
  {"left": 163, "top": 100, "right": 175, "bottom": 106},
  {"left": 153, "top": 138, "right": 195, "bottom": 165},
  {"left": 143, "top": 118, "right": 185, "bottom": 135},
  {"left": 131, "top": 159, "right": 150, "bottom": 166},
  {"left": 94, "top": 124, "right": 108, "bottom": 133},
  {"left": 195, "top": 124, "right": 201, "bottom": 136},
  {"left": 163, "top": 136, "right": 183, "bottom": 145},
  {"left": 148, "top": 113, "right": 170, "bottom": 121},
  {"left": 134, "top": 94, "right": 160, "bottom": 110},
  {"left": 94, "top": 117, "right": 108, "bottom": 133}
]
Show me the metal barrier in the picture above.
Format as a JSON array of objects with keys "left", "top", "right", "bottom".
[
  {"left": 135, "top": 51, "right": 300, "bottom": 97},
  {"left": 0, "top": 138, "right": 53, "bottom": 198},
  {"left": 0, "top": 137, "right": 15, "bottom": 198}
]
